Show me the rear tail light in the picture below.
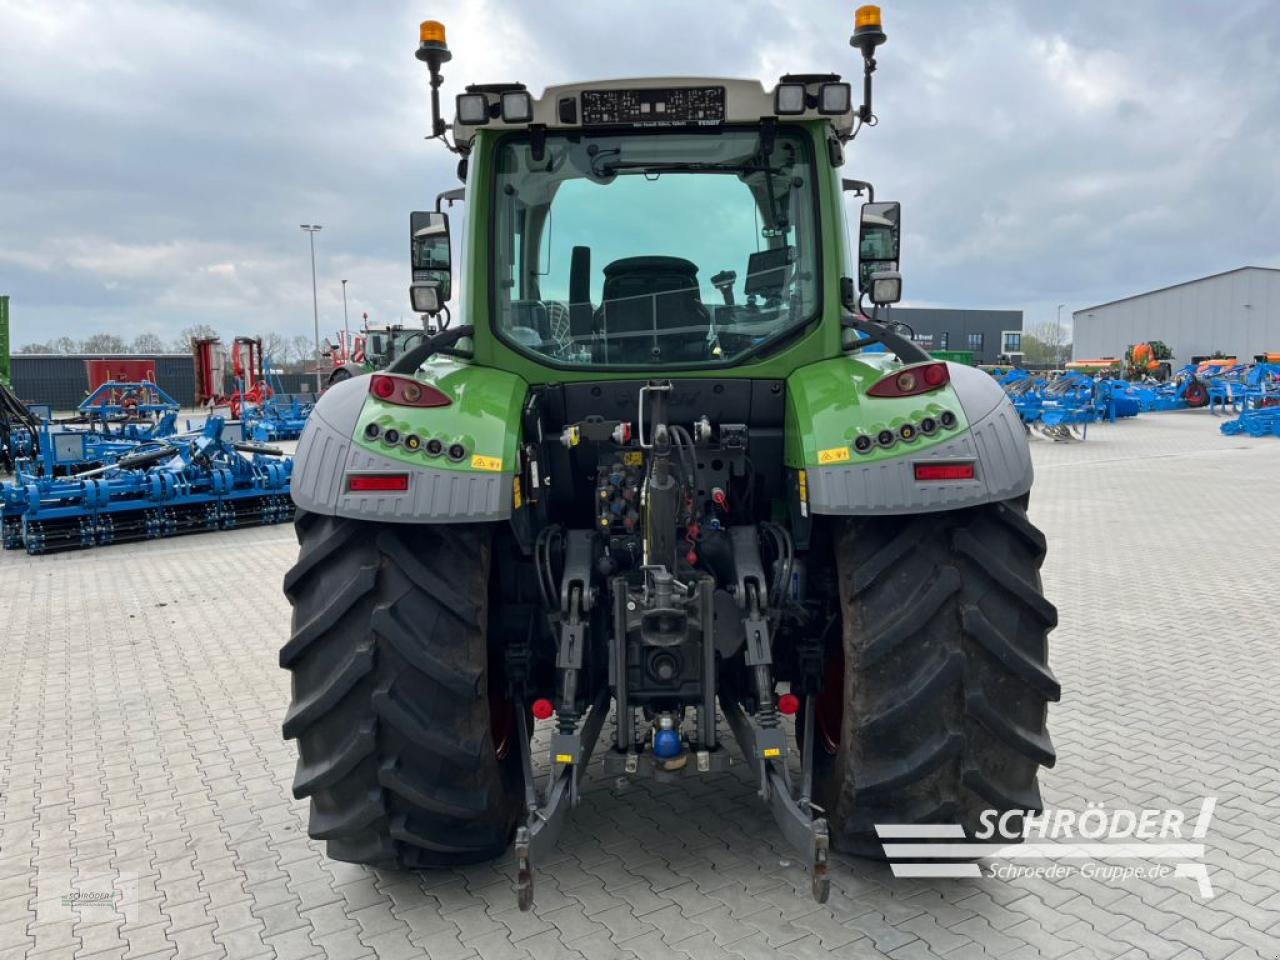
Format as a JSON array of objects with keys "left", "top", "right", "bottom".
[
  {"left": 868, "top": 362, "right": 950, "bottom": 398},
  {"left": 369, "top": 374, "right": 451, "bottom": 408},
  {"left": 914, "top": 463, "right": 975, "bottom": 482},
  {"left": 348, "top": 473, "right": 410, "bottom": 492}
]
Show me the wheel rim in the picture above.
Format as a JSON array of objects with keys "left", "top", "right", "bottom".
[{"left": 814, "top": 646, "right": 844, "bottom": 755}]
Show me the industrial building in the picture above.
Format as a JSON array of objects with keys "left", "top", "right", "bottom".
[
  {"left": 887, "top": 307, "right": 1024, "bottom": 364},
  {"left": 1073, "top": 266, "right": 1280, "bottom": 367}
]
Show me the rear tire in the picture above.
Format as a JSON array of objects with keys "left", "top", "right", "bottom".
[
  {"left": 281, "top": 511, "right": 523, "bottom": 867},
  {"left": 812, "top": 498, "right": 1060, "bottom": 855}
]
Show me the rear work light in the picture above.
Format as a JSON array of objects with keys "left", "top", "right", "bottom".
[
  {"left": 368, "top": 374, "right": 451, "bottom": 408},
  {"left": 867, "top": 361, "right": 950, "bottom": 398},
  {"left": 914, "top": 463, "right": 975, "bottom": 482},
  {"left": 348, "top": 473, "right": 409, "bottom": 492}
]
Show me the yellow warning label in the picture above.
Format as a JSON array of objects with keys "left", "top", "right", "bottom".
[
  {"left": 471, "top": 454, "right": 503, "bottom": 472},
  {"left": 555, "top": 753, "right": 574, "bottom": 764},
  {"left": 762, "top": 747, "right": 782, "bottom": 759},
  {"left": 817, "top": 446, "right": 851, "bottom": 465},
  {"left": 512, "top": 477, "right": 523, "bottom": 509},
  {"left": 797, "top": 469, "right": 808, "bottom": 499},
  {"left": 622, "top": 451, "right": 644, "bottom": 466}
]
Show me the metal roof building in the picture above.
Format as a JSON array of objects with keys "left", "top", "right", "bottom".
[{"left": 1073, "top": 267, "right": 1280, "bottom": 367}]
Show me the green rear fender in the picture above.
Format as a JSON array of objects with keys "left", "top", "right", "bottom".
[
  {"left": 785, "top": 356, "right": 1033, "bottom": 515},
  {"left": 353, "top": 361, "right": 526, "bottom": 474},
  {"left": 290, "top": 362, "right": 527, "bottom": 524},
  {"left": 784, "top": 355, "right": 970, "bottom": 468}
]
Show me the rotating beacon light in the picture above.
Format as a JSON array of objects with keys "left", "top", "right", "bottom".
[
  {"left": 415, "top": 20, "right": 452, "bottom": 138},
  {"left": 850, "top": 5, "right": 887, "bottom": 123}
]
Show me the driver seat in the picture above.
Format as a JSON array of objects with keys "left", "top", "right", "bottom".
[{"left": 597, "top": 256, "right": 709, "bottom": 363}]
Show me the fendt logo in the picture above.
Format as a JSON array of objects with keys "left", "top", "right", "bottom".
[{"left": 877, "top": 798, "right": 1217, "bottom": 898}]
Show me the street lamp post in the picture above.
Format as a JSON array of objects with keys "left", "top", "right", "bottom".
[
  {"left": 300, "top": 224, "right": 323, "bottom": 394},
  {"left": 341, "top": 279, "right": 350, "bottom": 361}
]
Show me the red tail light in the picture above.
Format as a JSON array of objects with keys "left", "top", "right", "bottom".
[
  {"left": 369, "top": 374, "right": 451, "bottom": 408},
  {"left": 914, "top": 463, "right": 975, "bottom": 482},
  {"left": 348, "top": 473, "right": 409, "bottom": 492},
  {"left": 868, "top": 362, "right": 950, "bottom": 398}
]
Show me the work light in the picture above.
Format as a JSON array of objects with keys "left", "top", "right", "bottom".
[
  {"left": 500, "top": 91, "right": 533, "bottom": 123},
  {"left": 774, "top": 83, "right": 806, "bottom": 115},
  {"left": 818, "top": 82, "right": 852, "bottom": 114},
  {"left": 456, "top": 93, "right": 489, "bottom": 125}
]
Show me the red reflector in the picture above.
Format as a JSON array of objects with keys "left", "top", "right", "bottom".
[
  {"left": 371, "top": 375, "right": 395, "bottom": 399},
  {"left": 914, "top": 463, "right": 975, "bottom": 481},
  {"left": 531, "top": 698, "right": 555, "bottom": 720},
  {"left": 347, "top": 473, "right": 409, "bottom": 492},
  {"left": 777, "top": 693, "right": 800, "bottom": 716}
]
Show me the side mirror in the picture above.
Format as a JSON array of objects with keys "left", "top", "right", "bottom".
[
  {"left": 858, "top": 200, "right": 901, "bottom": 295},
  {"left": 410, "top": 210, "right": 451, "bottom": 301},
  {"left": 868, "top": 270, "right": 902, "bottom": 306},
  {"left": 410, "top": 280, "right": 443, "bottom": 315}
]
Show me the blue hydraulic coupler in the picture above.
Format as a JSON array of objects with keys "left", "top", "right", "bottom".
[{"left": 652, "top": 721, "right": 682, "bottom": 760}]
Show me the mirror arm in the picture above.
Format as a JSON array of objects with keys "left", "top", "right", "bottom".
[
  {"left": 387, "top": 325, "right": 474, "bottom": 374},
  {"left": 841, "top": 312, "right": 931, "bottom": 364},
  {"left": 842, "top": 178, "right": 874, "bottom": 202},
  {"left": 435, "top": 188, "right": 464, "bottom": 212}
]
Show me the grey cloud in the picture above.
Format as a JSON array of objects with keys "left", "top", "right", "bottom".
[{"left": 0, "top": 0, "right": 1276, "bottom": 345}]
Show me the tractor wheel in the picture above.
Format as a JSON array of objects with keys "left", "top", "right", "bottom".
[
  {"left": 281, "top": 511, "right": 523, "bottom": 867},
  {"left": 1184, "top": 379, "right": 1209, "bottom": 408},
  {"left": 811, "top": 497, "right": 1060, "bottom": 855},
  {"left": 327, "top": 368, "right": 352, "bottom": 387}
]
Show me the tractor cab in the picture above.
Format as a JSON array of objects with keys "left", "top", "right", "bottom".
[{"left": 404, "top": 9, "right": 913, "bottom": 374}]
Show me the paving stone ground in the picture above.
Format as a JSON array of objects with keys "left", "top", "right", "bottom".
[{"left": 1, "top": 408, "right": 1278, "bottom": 960}]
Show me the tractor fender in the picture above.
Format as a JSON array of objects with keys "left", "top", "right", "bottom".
[
  {"left": 800, "top": 360, "right": 1033, "bottom": 516},
  {"left": 290, "top": 367, "right": 524, "bottom": 523}
]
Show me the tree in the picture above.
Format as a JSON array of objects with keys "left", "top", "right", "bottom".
[
  {"left": 16, "top": 342, "right": 53, "bottom": 354},
  {"left": 258, "top": 332, "right": 288, "bottom": 368},
  {"left": 1028, "top": 320, "right": 1071, "bottom": 367},
  {"left": 53, "top": 336, "right": 79, "bottom": 354},
  {"left": 173, "top": 323, "right": 220, "bottom": 353},
  {"left": 132, "top": 332, "right": 167, "bottom": 354},
  {"left": 287, "top": 335, "right": 315, "bottom": 369},
  {"left": 80, "top": 333, "right": 129, "bottom": 354}
]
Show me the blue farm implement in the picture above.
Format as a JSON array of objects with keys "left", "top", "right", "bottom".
[
  {"left": 1221, "top": 405, "right": 1280, "bottom": 437},
  {"left": 1218, "top": 364, "right": 1280, "bottom": 437},
  {"left": 241, "top": 361, "right": 314, "bottom": 442},
  {"left": 242, "top": 394, "right": 314, "bottom": 443},
  {"left": 999, "top": 371, "right": 1139, "bottom": 440},
  {"left": 1, "top": 417, "right": 293, "bottom": 555}
]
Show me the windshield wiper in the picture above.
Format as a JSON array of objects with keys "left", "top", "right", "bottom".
[{"left": 592, "top": 160, "right": 787, "bottom": 178}]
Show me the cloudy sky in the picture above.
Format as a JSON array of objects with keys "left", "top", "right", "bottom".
[{"left": 1, "top": 0, "right": 1277, "bottom": 349}]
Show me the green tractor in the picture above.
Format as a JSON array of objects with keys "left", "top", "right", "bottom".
[
  {"left": 281, "top": 7, "right": 1058, "bottom": 908},
  {"left": 325, "top": 324, "right": 431, "bottom": 386}
]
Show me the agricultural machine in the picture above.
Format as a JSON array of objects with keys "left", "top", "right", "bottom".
[
  {"left": 999, "top": 370, "right": 1139, "bottom": 440},
  {"left": 280, "top": 8, "right": 1058, "bottom": 908},
  {"left": 324, "top": 324, "right": 431, "bottom": 386},
  {"left": 1219, "top": 361, "right": 1280, "bottom": 436},
  {"left": 1, "top": 416, "right": 293, "bottom": 554},
  {"left": 193, "top": 335, "right": 274, "bottom": 418},
  {"left": 1123, "top": 340, "right": 1173, "bottom": 381}
]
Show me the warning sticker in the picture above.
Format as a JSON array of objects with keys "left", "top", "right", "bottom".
[
  {"left": 471, "top": 454, "right": 503, "bottom": 472},
  {"left": 817, "top": 446, "right": 852, "bottom": 465}
]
